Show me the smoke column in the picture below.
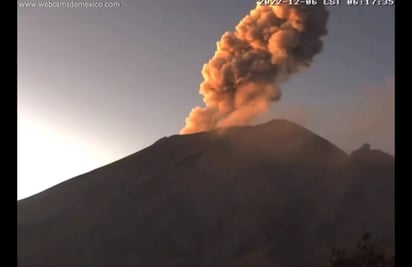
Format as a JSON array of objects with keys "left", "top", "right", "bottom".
[{"left": 180, "top": 3, "right": 329, "bottom": 134}]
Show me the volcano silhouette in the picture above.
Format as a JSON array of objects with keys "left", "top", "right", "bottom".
[{"left": 18, "top": 119, "right": 394, "bottom": 267}]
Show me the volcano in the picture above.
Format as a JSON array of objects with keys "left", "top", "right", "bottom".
[{"left": 17, "top": 119, "right": 394, "bottom": 267}]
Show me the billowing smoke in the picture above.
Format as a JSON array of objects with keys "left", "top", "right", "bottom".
[{"left": 180, "top": 3, "right": 329, "bottom": 134}]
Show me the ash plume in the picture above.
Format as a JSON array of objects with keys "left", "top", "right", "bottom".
[{"left": 180, "top": 3, "right": 329, "bottom": 134}]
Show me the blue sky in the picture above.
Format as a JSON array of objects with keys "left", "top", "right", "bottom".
[{"left": 18, "top": 1, "right": 394, "bottom": 199}]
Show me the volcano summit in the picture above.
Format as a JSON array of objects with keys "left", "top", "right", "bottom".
[{"left": 18, "top": 120, "right": 394, "bottom": 267}]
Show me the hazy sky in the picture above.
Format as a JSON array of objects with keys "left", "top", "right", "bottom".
[{"left": 18, "top": 0, "right": 394, "bottom": 200}]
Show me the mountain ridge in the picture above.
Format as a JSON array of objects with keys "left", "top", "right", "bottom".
[{"left": 18, "top": 119, "right": 394, "bottom": 267}]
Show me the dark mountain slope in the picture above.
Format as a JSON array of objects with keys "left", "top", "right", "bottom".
[{"left": 18, "top": 119, "right": 394, "bottom": 267}]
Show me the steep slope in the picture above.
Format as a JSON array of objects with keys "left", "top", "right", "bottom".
[{"left": 18, "top": 119, "right": 394, "bottom": 267}]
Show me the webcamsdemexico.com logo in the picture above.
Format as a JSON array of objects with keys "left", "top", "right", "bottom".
[{"left": 18, "top": 1, "right": 121, "bottom": 8}]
